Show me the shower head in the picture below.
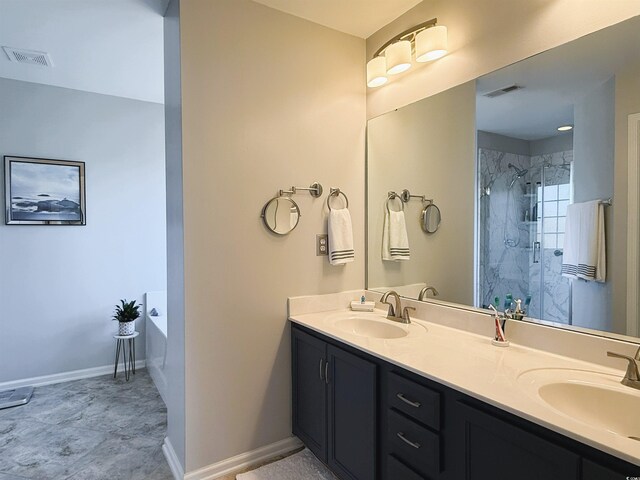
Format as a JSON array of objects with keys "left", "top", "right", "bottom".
[{"left": 508, "top": 163, "right": 528, "bottom": 177}]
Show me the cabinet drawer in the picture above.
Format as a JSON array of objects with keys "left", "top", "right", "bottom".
[
  {"left": 388, "top": 372, "right": 440, "bottom": 430},
  {"left": 388, "top": 409, "right": 440, "bottom": 476},
  {"left": 387, "top": 455, "right": 429, "bottom": 480}
]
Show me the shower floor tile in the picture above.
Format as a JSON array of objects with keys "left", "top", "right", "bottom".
[{"left": 0, "top": 369, "right": 169, "bottom": 480}]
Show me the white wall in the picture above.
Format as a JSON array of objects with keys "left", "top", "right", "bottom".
[
  {"left": 572, "top": 78, "right": 615, "bottom": 331},
  {"left": 177, "top": 0, "right": 365, "bottom": 472},
  {"left": 0, "top": 78, "right": 166, "bottom": 383},
  {"left": 366, "top": 1, "right": 640, "bottom": 118}
]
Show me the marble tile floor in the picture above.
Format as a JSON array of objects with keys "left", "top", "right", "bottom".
[{"left": 0, "top": 369, "right": 173, "bottom": 480}]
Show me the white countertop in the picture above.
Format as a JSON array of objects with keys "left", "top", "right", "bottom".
[{"left": 289, "top": 307, "right": 640, "bottom": 466}]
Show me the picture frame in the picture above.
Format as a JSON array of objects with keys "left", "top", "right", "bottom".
[{"left": 4, "top": 156, "right": 86, "bottom": 225}]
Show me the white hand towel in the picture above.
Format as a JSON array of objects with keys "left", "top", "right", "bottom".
[
  {"left": 382, "top": 210, "right": 410, "bottom": 261},
  {"left": 562, "top": 200, "right": 606, "bottom": 282},
  {"left": 328, "top": 208, "right": 354, "bottom": 265}
]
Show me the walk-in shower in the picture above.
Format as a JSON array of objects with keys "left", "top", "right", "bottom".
[{"left": 478, "top": 146, "right": 573, "bottom": 324}]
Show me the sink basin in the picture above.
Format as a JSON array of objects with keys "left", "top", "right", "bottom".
[
  {"left": 518, "top": 368, "right": 640, "bottom": 439},
  {"left": 326, "top": 311, "right": 426, "bottom": 339},
  {"left": 335, "top": 317, "right": 408, "bottom": 339}
]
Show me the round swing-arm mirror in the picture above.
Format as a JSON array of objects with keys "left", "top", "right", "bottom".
[
  {"left": 421, "top": 203, "right": 441, "bottom": 233},
  {"left": 261, "top": 196, "right": 301, "bottom": 235}
]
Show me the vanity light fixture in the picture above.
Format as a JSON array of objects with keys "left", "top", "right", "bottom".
[
  {"left": 415, "top": 25, "right": 448, "bottom": 62},
  {"left": 366, "top": 18, "right": 448, "bottom": 88},
  {"left": 385, "top": 40, "right": 412, "bottom": 75},
  {"left": 557, "top": 125, "right": 573, "bottom": 131},
  {"left": 366, "top": 56, "right": 388, "bottom": 88}
]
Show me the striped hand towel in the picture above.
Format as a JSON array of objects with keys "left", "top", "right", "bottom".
[
  {"left": 562, "top": 200, "right": 606, "bottom": 282},
  {"left": 328, "top": 208, "right": 355, "bottom": 265},
  {"left": 382, "top": 210, "right": 410, "bottom": 261}
]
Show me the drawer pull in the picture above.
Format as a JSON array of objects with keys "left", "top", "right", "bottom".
[
  {"left": 325, "top": 361, "right": 329, "bottom": 384},
  {"left": 319, "top": 359, "right": 324, "bottom": 381},
  {"left": 397, "top": 392, "right": 421, "bottom": 408},
  {"left": 396, "top": 432, "right": 421, "bottom": 449}
]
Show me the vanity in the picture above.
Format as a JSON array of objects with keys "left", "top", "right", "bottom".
[{"left": 289, "top": 293, "right": 640, "bottom": 480}]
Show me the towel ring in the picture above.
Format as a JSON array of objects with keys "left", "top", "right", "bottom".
[
  {"left": 327, "top": 188, "right": 349, "bottom": 211},
  {"left": 386, "top": 192, "right": 404, "bottom": 213}
]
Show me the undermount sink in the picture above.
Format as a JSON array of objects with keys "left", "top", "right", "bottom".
[
  {"left": 517, "top": 368, "right": 640, "bottom": 440},
  {"left": 326, "top": 311, "right": 427, "bottom": 339}
]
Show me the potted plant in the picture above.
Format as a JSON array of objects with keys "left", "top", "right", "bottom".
[{"left": 113, "top": 299, "right": 141, "bottom": 336}]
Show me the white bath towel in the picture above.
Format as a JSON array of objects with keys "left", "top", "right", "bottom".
[
  {"left": 382, "top": 210, "right": 410, "bottom": 261},
  {"left": 328, "top": 208, "right": 354, "bottom": 265},
  {"left": 562, "top": 200, "right": 606, "bottom": 282}
]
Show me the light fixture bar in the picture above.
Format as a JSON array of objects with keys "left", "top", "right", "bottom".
[{"left": 372, "top": 18, "right": 438, "bottom": 58}]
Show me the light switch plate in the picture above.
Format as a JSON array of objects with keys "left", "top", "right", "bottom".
[{"left": 316, "top": 234, "right": 328, "bottom": 256}]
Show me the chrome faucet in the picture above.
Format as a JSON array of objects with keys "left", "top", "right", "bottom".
[
  {"left": 418, "top": 286, "right": 439, "bottom": 301},
  {"left": 607, "top": 347, "right": 640, "bottom": 390},
  {"left": 380, "top": 291, "right": 406, "bottom": 323}
]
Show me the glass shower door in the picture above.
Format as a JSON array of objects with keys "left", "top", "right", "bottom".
[{"left": 533, "top": 156, "right": 573, "bottom": 324}]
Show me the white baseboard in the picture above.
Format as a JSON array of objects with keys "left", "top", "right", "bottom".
[
  {"left": 0, "top": 360, "right": 146, "bottom": 390},
  {"left": 184, "top": 436, "right": 303, "bottom": 480},
  {"left": 163, "top": 436, "right": 185, "bottom": 480}
]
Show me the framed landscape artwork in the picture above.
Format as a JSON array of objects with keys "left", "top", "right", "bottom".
[{"left": 4, "top": 156, "right": 86, "bottom": 225}]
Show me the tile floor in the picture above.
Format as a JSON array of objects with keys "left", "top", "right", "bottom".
[{"left": 0, "top": 369, "right": 172, "bottom": 480}]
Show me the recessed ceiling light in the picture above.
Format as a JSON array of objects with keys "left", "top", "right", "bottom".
[{"left": 557, "top": 125, "right": 573, "bottom": 132}]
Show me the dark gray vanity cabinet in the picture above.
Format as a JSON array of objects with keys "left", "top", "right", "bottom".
[
  {"left": 291, "top": 323, "right": 640, "bottom": 480},
  {"left": 292, "top": 327, "right": 377, "bottom": 480},
  {"left": 456, "top": 402, "right": 580, "bottom": 480},
  {"left": 291, "top": 327, "right": 328, "bottom": 461}
]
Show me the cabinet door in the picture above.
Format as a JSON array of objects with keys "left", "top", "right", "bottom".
[
  {"left": 458, "top": 402, "right": 580, "bottom": 480},
  {"left": 327, "top": 344, "right": 377, "bottom": 480},
  {"left": 582, "top": 458, "right": 640, "bottom": 480},
  {"left": 292, "top": 328, "right": 327, "bottom": 462}
]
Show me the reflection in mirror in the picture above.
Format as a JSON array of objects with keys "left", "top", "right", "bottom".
[
  {"left": 261, "top": 196, "right": 300, "bottom": 235},
  {"left": 366, "top": 16, "right": 640, "bottom": 339},
  {"left": 421, "top": 203, "right": 441, "bottom": 233},
  {"left": 367, "top": 82, "right": 476, "bottom": 303}
]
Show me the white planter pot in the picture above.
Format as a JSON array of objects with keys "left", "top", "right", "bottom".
[{"left": 118, "top": 321, "right": 135, "bottom": 336}]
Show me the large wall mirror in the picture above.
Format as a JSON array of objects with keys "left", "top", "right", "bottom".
[{"left": 367, "top": 16, "right": 640, "bottom": 340}]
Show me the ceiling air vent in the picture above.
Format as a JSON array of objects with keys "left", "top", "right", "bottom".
[
  {"left": 483, "top": 84, "right": 523, "bottom": 98},
  {"left": 2, "top": 47, "right": 53, "bottom": 67}
]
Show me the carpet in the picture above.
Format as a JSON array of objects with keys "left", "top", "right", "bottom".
[{"left": 236, "top": 449, "right": 337, "bottom": 480}]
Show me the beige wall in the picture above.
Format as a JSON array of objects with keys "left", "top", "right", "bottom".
[
  {"left": 366, "top": 0, "right": 640, "bottom": 119},
  {"left": 367, "top": 82, "right": 475, "bottom": 305},
  {"left": 179, "top": 0, "right": 365, "bottom": 472}
]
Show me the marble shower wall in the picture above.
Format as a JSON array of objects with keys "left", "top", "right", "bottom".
[
  {"left": 479, "top": 148, "right": 572, "bottom": 324},
  {"left": 479, "top": 148, "right": 532, "bottom": 309}
]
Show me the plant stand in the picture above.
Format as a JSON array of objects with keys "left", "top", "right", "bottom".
[{"left": 113, "top": 331, "right": 139, "bottom": 381}]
